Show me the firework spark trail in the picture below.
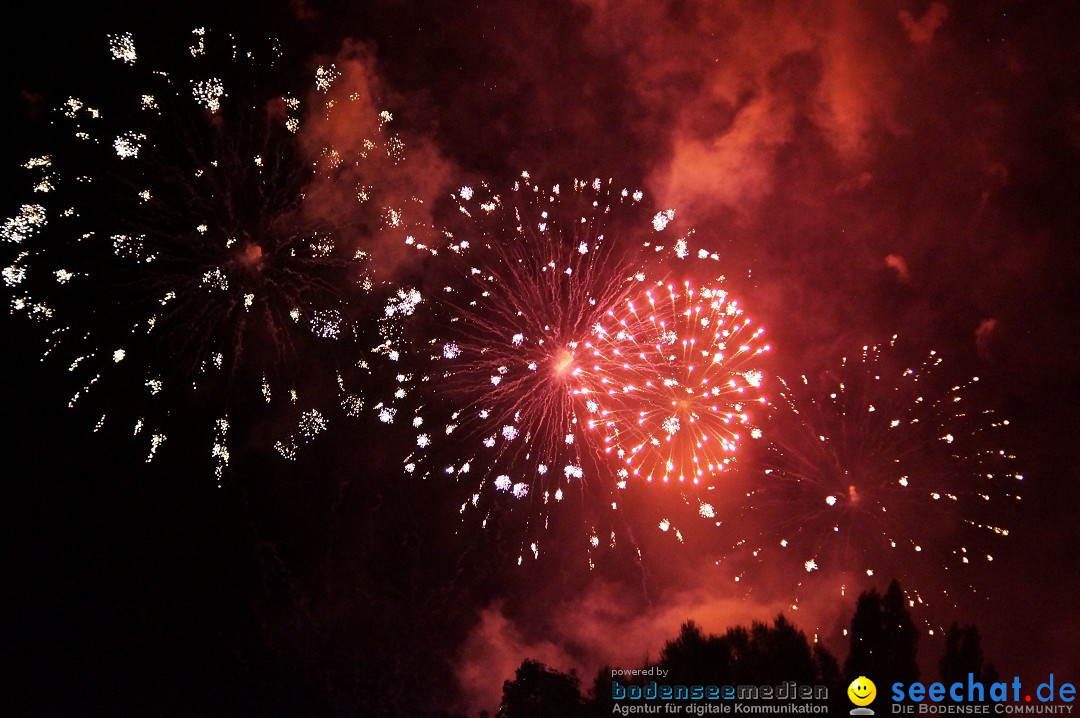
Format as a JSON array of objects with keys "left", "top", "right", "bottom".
[
  {"left": 581, "top": 279, "right": 770, "bottom": 487},
  {"left": 1, "top": 29, "right": 417, "bottom": 478},
  {"left": 717, "top": 336, "right": 1020, "bottom": 630}
]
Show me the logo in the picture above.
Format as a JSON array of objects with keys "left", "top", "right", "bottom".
[
  {"left": 850, "top": 676, "right": 878, "bottom": 715},
  {"left": 890, "top": 674, "right": 1076, "bottom": 713}
]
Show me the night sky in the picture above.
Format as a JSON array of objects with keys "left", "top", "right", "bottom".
[{"left": 2, "top": 1, "right": 1078, "bottom": 716}]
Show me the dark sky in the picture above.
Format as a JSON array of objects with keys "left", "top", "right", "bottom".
[{"left": 2, "top": 1, "right": 1078, "bottom": 715}]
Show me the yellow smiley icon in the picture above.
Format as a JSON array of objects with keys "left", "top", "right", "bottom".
[{"left": 848, "top": 676, "right": 877, "bottom": 706}]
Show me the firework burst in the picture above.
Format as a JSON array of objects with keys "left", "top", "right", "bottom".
[
  {"left": 376, "top": 176, "right": 651, "bottom": 562},
  {"left": 581, "top": 279, "right": 770, "bottom": 487},
  {"left": 2, "top": 29, "right": 418, "bottom": 479},
  {"left": 717, "top": 336, "right": 1021, "bottom": 628},
  {"left": 379, "top": 174, "right": 771, "bottom": 563}
]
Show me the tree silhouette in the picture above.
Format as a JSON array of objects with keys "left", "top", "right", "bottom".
[
  {"left": 814, "top": 643, "right": 842, "bottom": 691},
  {"left": 497, "top": 658, "right": 586, "bottom": 718},
  {"left": 657, "top": 619, "right": 725, "bottom": 684},
  {"left": 490, "top": 584, "right": 1012, "bottom": 717},
  {"left": 939, "top": 624, "right": 999, "bottom": 703},
  {"left": 845, "top": 580, "right": 920, "bottom": 687},
  {"left": 654, "top": 615, "right": 838, "bottom": 686},
  {"left": 588, "top": 665, "right": 617, "bottom": 715},
  {"left": 580, "top": 614, "right": 842, "bottom": 713},
  {"left": 741, "top": 615, "right": 821, "bottom": 684}
]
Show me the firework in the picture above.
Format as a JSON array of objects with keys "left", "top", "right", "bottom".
[
  {"left": 581, "top": 279, "right": 770, "bottom": 486},
  {"left": 372, "top": 175, "right": 653, "bottom": 561},
  {"left": 379, "top": 174, "right": 769, "bottom": 563},
  {"left": 717, "top": 336, "right": 1020, "bottom": 627},
  {"left": 2, "top": 29, "right": 418, "bottom": 479}
]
